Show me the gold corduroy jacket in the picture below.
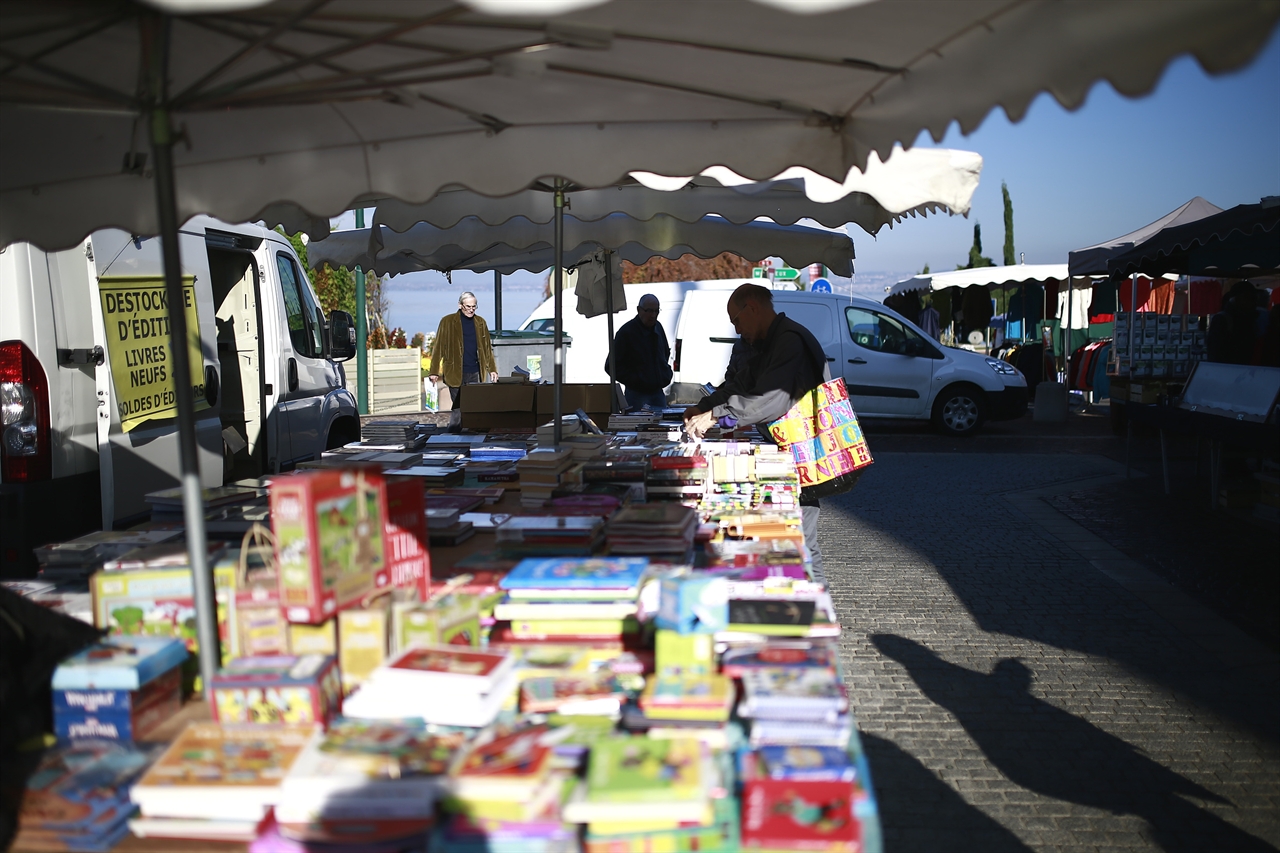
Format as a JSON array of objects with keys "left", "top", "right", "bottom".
[{"left": 429, "top": 311, "right": 497, "bottom": 388}]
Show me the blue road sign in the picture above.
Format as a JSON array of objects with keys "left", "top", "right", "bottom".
[{"left": 810, "top": 278, "right": 832, "bottom": 293}]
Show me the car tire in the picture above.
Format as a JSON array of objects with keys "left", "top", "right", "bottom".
[
  {"left": 931, "top": 384, "right": 987, "bottom": 437},
  {"left": 325, "top": 417, "right": 360, "bottom": 450}
]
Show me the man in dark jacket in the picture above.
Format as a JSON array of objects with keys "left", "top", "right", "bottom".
[
  {"left": 608, "top": 294, "right": 673, "bottom": 410},
  {"left": 683, "top": 284, "right": 832, "bottom": 574}
]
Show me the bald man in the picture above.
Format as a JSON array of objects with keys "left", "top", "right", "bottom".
[
  {"left": 684, "top": 283, "right": 831, "bottom": 575},
  {"left": 608, "top": 293, "right": 672, "bottom": 410}
]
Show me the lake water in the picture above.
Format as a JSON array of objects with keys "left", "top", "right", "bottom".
[{"left": 382, "top": 270, "right": 548, "bottom": 337}]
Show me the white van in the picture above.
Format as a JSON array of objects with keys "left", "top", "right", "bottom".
[
  {"left": 674, "top": 290, "right": 1028, "bottom": 435},
  {"left": 519, "top": 279, "right": 771, "bottom": 388},
  {"left": 1, "top": 216, "right": 359, "bottom": 577}
]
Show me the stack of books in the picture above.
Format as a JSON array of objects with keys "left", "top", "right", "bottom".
[
  {"left": 740, "top": 745, "right": 865, "bottom": 853},
  {"left": 562, "top": 737, "right": 720, "bottom": 830},
  {"left": 739, "top": 667, "right": 853, "bottom": 748},
  {"left": 129, "top": 722, "right": 313, "bottom": 842},
  {"left": 341, "top": 645, "right": 519, "bottom": 728},
  {"left": 443, "top": 726, "right": 569, "bottom": 830},
  {"left": 606, "top": 504, "right": 698, "bottom": 556},
  {"left": 607, "top": 412, "right": 661, "bottom": 431},
  {"left": 51, "top": 635, "right": 188, "bottom": 743},
  {"left": 471, "top": 441, "right": 529, "bottom": 463},
  {"left": 520, "top": 671, "right": 629, "bottom": 716},
  {"left": 33, "top": 529, "right": 180, "bottom": 582},
  {"left": 395, "top": 461, "right": 467, "bottom": 487},
  {"left": 562, "top": 433, "right": 609, "bottom": 460},
  {"left": 582, "top": 457, "right": 647, "bottom": 485},
  {"left": 12, "top": 740, "right": 157, "bottom": 852},
  {"left": 536, "top": 414, "right": 584, "bottom": 443},
  {"left": 425, "top": 504, "right": 476, "bottom": 547},
  {"left": 516, "top": 446, "right": 575, "bottom": 507},
  {"left": 494, "top": 557, "right": 648, "bottom": 643},
  {"left": 645, "top": 454, "right": 709, "bottom": 504},
  {"left": 703, "top": 443, "right": 799, "bottom": 515},
  {"left": 144, "top": 484, "right": 264, "bottom": 521},
  {"left": 359, "top": 420, "right": 426, "bottom": 449},
  {"left": 274, "top": 720, "right": 464, "bottom": 848},
  {"left": 495, "top": 515, "right": 605, "bottom": 557},
  {"left": 634, "top": 673, "right": 735, "bottom": 739}
]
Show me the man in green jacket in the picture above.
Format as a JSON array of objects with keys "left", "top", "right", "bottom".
[{"left": 429, "top": 292, "right": 498, "bottom": 408}]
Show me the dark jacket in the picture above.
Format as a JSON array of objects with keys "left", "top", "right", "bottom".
[
  {"left": 698, "top": 312, "right": 832, "bottom": 426},
  {"left": 607, "top": 316, "right": 672, "bottom": 393}
]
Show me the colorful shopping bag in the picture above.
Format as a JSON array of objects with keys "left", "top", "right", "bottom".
[{"left": 765, "top": 377, "right": 872, "bottom": 499}]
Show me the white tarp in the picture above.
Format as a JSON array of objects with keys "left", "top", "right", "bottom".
[
  {"left": 4, "top": 0, "right": 1276, "bottom": 251},
  {"left": 306, "top": 213, "right": 856, "bottom": 277},
  {"left": 348, "top": 147, "right": 983, "bottom": 238},
  {"left": 888, "top": 264, "right": 1070, "bottom": 297}
]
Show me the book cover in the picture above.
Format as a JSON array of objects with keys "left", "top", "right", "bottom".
[
  {"left": 383, "top": 645, "right": 512, "bottom": 687},
  {"left": 455, "top": 726, "right": 552, "bottom": 780},
  {"left": 51, "top": 636, "right": 188, "bottom": 691},
  {"left": 510, "top": 618, "right": 638, "bottom": 638},
  {"left": 494, "top": 599, "right": 637, "bottom": 621},
  {"left": 54, "top": 667, "right": 182, "bottom": 744},
  {"left": 728, "top": 598, "right": 817, "bottom": 627},
  {"left": 288, "top": 720, "right": 465, "bottom": 786},
  {"left": 501, "top": 557, "right": 648, "bottom": 590},
  {"left": 586, "top": 738, "right": 704, "bottom": 805},
  {"left": 655, "top": 630, "right": 715, "bottom": 677},
  {"left": 741, "top": 753, "right": 860, "bottom": 852},
  {"left": 17, "top": 740, "right": 154, "bottom": 835},
  {"left": 656, "top": 576, "right": 729, "bottom": 635},
  {"left": 721, "top": 642, "right": 838, "bottom": 677},
  {"left": 520, "top": 674, "right": 626, "bottom": 714},
  {"left": 210, "top": 655, "right": 342, "bottom": 727},
  {"left": 133, "top": 722, "right": 313, "bottom": 791},
  {"left": 741, "top": 668, "right": 849, "bottom": 720},
  {"left": 758, "top": 746, "right": 856, "bottom": 782}
]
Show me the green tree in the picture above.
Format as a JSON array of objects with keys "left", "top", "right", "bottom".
[
  {"left": 1002, "top": 182, "right": 1016, "bottom": 266},
  {"left": 921, "top": 263, "right": 930, "bottom": 274},
  {"left": 959, "top": 223, "right": 994, "bottom": 270},
  {"left": 277, "top": 228, "right": 357, "bottom": 316},
  {"left": 410, "top": 331, "right": 426, "bottom": 349}
]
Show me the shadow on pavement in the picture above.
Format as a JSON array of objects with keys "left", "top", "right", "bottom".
[
  {"left": 873, "top": 634, "right": 1278, "bottom": 853},
  {"left": 860, "top": 731, "right": 1034, "bottom": 853}
]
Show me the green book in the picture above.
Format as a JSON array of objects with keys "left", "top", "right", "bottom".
[
  {"left": 586, "top": 737, "right": 704, "bottom": 804},
  {"left": 510, "top": 617, "right": 639, "bottom": 637}
]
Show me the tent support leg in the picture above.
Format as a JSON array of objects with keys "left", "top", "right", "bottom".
[
  {"left": 494, "top": 271, "right": 502, "bottom": 334},
  {"left": 553, "top": 182, "right": 565, "bottom": 445},
  {"left": 143, "top": 14, "right": 220, "bottom": 693},
  {"left": 604, "top": 250, "right": 619, "bottom": 414}
]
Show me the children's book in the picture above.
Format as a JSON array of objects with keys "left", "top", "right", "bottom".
[
  {"left": 130, "top": 723, "right": 314, "bottom": 821},
  {"left": 740, "top": 668, "right": 849, "bottom": 722},
  {"left": 741, "top": 751, "right": 861, "bottom": 852},
  {"left": 380, "top": 645, "right": 514, "bottom": 692},
  {"left": 15, "top": 740, "right": 155, "bottom": 844},
  {"left": 585, "top": 738, "right": 705, "bottom": 804},
  {"left": 720, "top": 642, "right": 838, "bottom": 677},
  {"left": 758, "top": 745, "right": 857, "bottom": 782},
  {"left": 500, "top": 557, "right": 648, "bottom": 591},
  {"left": 51, "top": 636, "right": 188, "bottom": 691},
  {"left": 520, "top": 674, "right": 627, "bottom": 714}
]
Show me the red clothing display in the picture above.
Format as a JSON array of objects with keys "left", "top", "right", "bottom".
[
  {"left": 1188, "top": 279, "right": 1223, "bottom": 315},
  {"left": 1148, "top": 280, "right": 1176, "bottom": 314},
  {"left": 1117, "top": 276, "right": 1154, "bottom": 312}
]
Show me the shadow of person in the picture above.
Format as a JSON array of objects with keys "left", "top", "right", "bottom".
[
  {"left": 860, "top": 732, "right": 1034, "bottom": 852},
  {"left": 871, "top": 634, "right": 1277, "bottom": 853}
]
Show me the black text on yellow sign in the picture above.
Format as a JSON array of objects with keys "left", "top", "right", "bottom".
[{"left": 99, "top": 276, "right": 209, "bottom": 433}]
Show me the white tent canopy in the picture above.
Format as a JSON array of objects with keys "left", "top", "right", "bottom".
[
  {"left": 1067, "top": 197, "right": 1225, "bottom": 277},
  {"left": 306, "top": 213, "right": 856, "bottom": 277},
  {"left": 349, "top": 147, "right": 983, "bottom": 237},
  {"left": 889, "top": 264, "right": 1071, "bottom": 297},
  {"left": 3, "top": 1, "right": 1276, "bottom": 252}
]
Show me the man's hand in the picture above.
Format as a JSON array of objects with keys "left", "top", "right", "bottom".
[
  {"left": 683, "top": 405, "right": 704, "bottom": 422},
  {"left": 488, "top": 371, "right": 499, "bottom": 383},
  {"left": 428, "top": 374, "right": 439, "bottom": 384},
  {"left": 684, "top": 409, "right": 716, "bottom": 440}
]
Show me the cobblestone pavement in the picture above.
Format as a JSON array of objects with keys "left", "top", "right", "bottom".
[{"left": 820, "top": 451, "right": 1280, "bottom": 853}]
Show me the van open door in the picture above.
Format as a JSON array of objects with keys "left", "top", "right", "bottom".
[{"left": 87, "top": 229, "right": 223, "bottom": 528}]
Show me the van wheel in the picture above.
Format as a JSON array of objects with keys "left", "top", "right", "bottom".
[
  {"left": 932, "top": 384, "right": 986, "bottom": 437},
  {"left": 326, "top": 417, "right": 360, "bottom": 450}
]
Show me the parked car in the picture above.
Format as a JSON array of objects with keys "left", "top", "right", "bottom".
[{"left": 673, "top": 290, "right": 1027, "bottom": 435}]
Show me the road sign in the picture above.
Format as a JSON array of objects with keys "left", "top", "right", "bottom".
[
  {"left": 810, "top": 278, "right": 832, "bottom": 293},
  {"left": 773, "top": 267, "right": 799, "bottom": 281},
  {"left": 752, "top": 267, "right": 767, "bottom": 279}
]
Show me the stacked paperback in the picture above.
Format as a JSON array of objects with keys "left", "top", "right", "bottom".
[
  {"left": 494, "top": 557, "right": 648, "bottom": 643},
  {"left": 342, "top": 645, "right": 518, "bottom": 728},
  {"left": 607, "top": 503, "right": 698, "bottom": 556},
  {"left": 739, "top": 664, "right": 853, "bottom": 748},
  {"left": 495, "top": 515, "right": 605, "bottom": 556},
  {"left": 646, "top": 454, "right": 709, "bottom": 504},
  {"left": 516, "top": 446, "right": 576, "bottom": 507},
  {"left": 129, "top": 722, "right": 314, "bottom": 842},
  {"left": 442, "top": 725, "right": 573, "bottom": 834}
]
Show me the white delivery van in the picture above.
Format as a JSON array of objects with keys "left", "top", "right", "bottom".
[
  {"left": 673, "top": 290, "right": 1028, "bottom": 436},
  {"left": 519, "top": 278, "right": 782, "bottom": 394},
  {"left": 0, "top": 216, "right": 358, "bottom": 577}
]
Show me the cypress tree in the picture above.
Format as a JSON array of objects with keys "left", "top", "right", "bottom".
[{"left": 1002, "top": 182, "right": 1016, "bottom": 266}]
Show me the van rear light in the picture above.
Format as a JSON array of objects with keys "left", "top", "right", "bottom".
[
  {"left": 673, "top": 339, "right": 682, "bottom": 373},
  {"left": 0, "top": 340, "right": 52, "bottom": 482}
]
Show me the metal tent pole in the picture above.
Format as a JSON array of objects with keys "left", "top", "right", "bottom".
[
  {"left": 603, "top": 250, "right": 619, "bottom": 413},
  {"left": 355, "top": 208, "right": 368, "bottom": 415},
  {"left": 142, "top": 13, "right": 220, "bottom": 692},
  {"left": 553, "top": 182, "right": 565, "bottom": 445},
  {"left": 494, "top": 270, "right": 503, "bottom": 333}
]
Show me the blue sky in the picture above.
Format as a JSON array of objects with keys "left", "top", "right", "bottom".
[
  {"left": 342, "top": 28, "right": 1280, "bottom": 332},
  {"left": 858, "top": 29, "right": 1280, "bottom": 274}
]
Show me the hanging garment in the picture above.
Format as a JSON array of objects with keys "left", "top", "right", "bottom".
[
  {"left": 961, "top": 285, "right": 993, "bottom": 333},
  {"left": 1056, "top": 287, "right": 1092, "bottom": 330},
  {"left": 573, "top": 250, "right": 626, "bottom": 318},
  {"left": 1092, "top": 342, "right": 1112, "bottom": 399},
  {"left": 1148, "top": 280, "right": 1176, "bottom": 314},
  {"left": 1118, "top": 276, "right": 1154, "bottom": 312},
  {"left": 917, "top": 306, "right": 941, "bottom": 340},
  {"left": 1089, "top": 280, "right": 1118, "bottom": 318},
  {"left": 1187, "top": 279, "right": 1223, "bottom": 315}
]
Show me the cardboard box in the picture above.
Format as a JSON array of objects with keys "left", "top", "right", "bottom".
[
  {"left": 270, "top": 468, "right": 385, "bottom": 624},
  {"left": 54, "top": 666, "right": 182, "bottom": 743},
  {"left": 461, "top": 384, "right": 538, "bottom": 430},
  {"left": 383, "top": 476, "right": 430, "bottom": 600},
  {"left": 210, "top": 654, "right": 342, "bottom": 727},
  {"left": 91, "top": 565, "right": 238, "bottom": 668},
  {"left": 392, "top": 594, "right": 482, "bottom": 652},
  {"left": 338, "top": 601, "right": 390, "bottom": 693},
  {"left": 288, "top": 618, "right": 337, "bottom": 655},
  {"left": 536, "top": 384, "right": 611, "bottom": 418}
]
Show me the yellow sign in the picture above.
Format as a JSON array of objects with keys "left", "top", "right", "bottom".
[{"left": 99, "top": 276, "right": 208, "bottom": 433}]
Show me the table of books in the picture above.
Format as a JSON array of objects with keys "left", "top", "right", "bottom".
[{"left": 8, "top": 415, "right": 882, "bottom": 853}]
